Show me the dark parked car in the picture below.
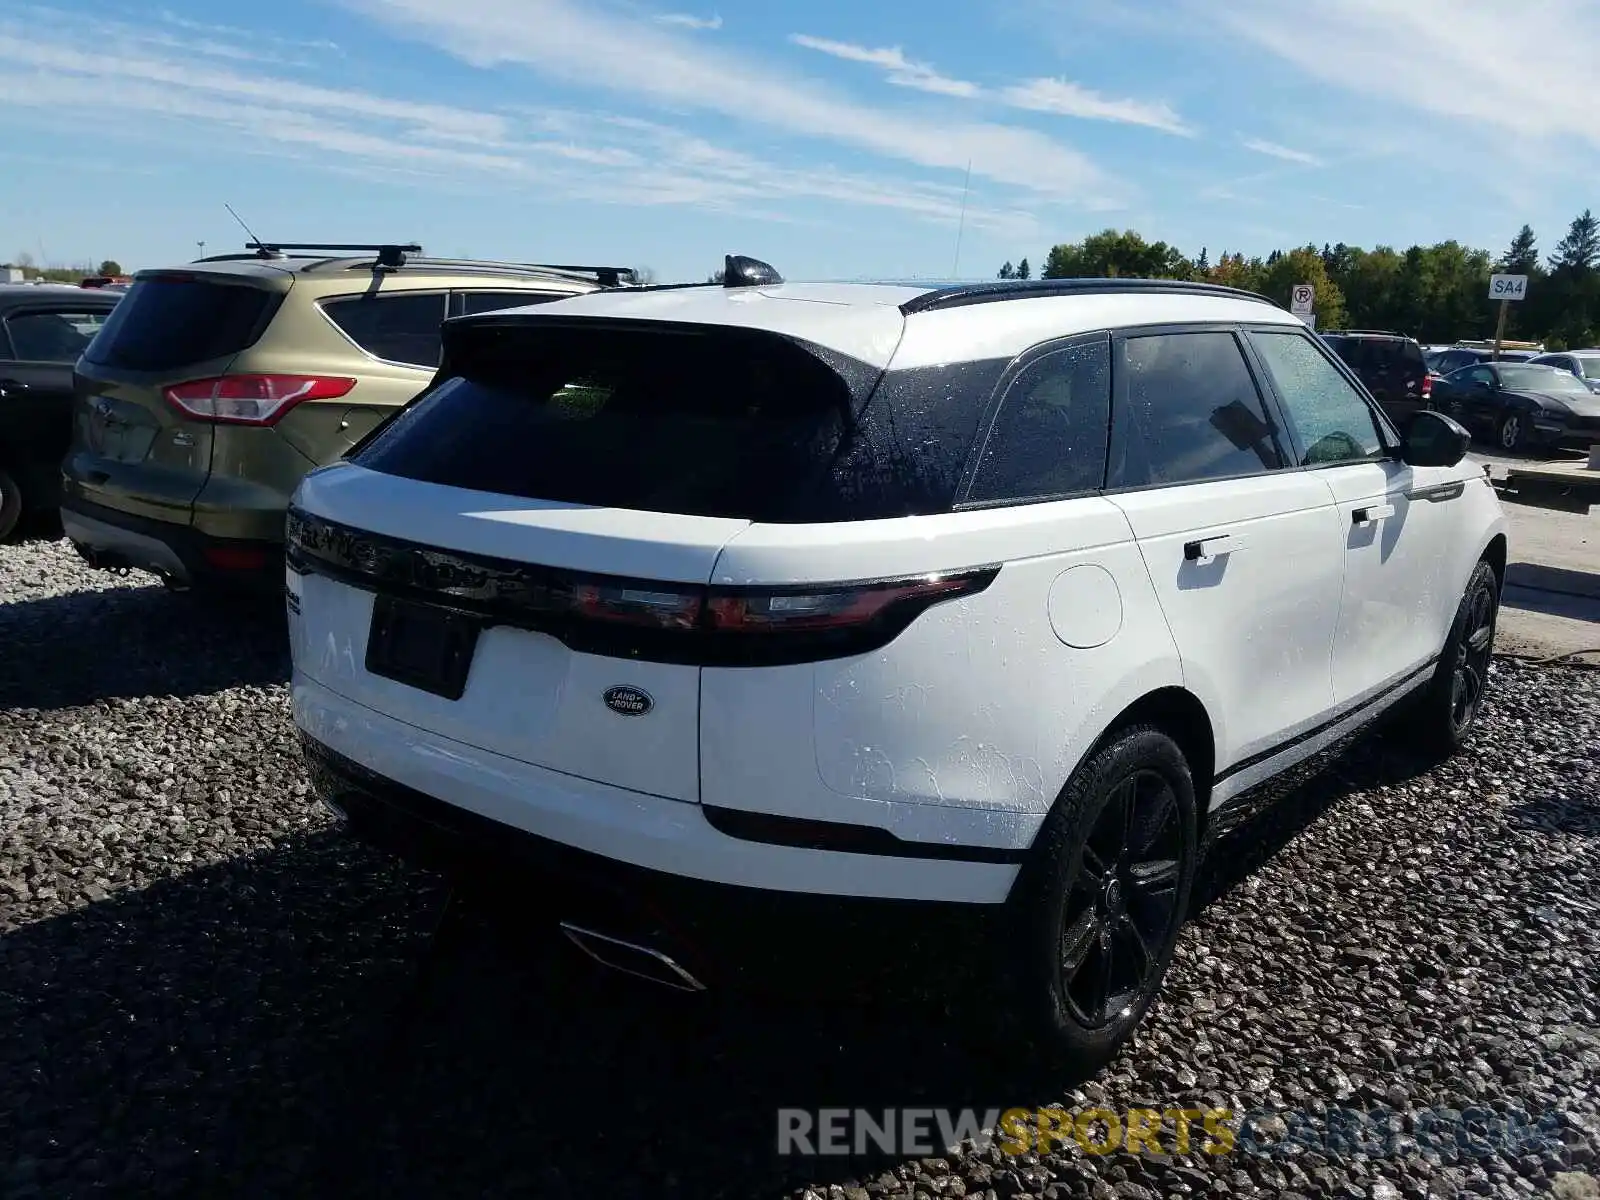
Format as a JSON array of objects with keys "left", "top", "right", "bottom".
[
  {"left": 1320, "top": 330, "right": 1432, "bottom": 422},
  {"left": 1433, "top": 361, "right": 1600, "bottom": 452},
  {"left": 1427, "top": 345, "right": 1542, "bottom": 373},
  {"left": 1529, "top": 350, "right": 1600, "bottom": 394},
  {"left": 0, "top": 285, "right": 120, "bottom": 539}
]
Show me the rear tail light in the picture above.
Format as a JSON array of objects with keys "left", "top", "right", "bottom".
[
  {"left": 203, "top": 545, "right": 269, "bottom": 571},
  {"left": 286, "top": 509, "right": 999, "bottom": 666},
  {"left": 574, "top": 581, "right": 702, "bottom": 630},
  {"left": 564, "top": 572, "right": 998, "bottom": 662},
  {"left": 1421, "top": 375, "right": 1434, "bottom": 399},
  {"left": 707, "top": 575, "right": 978, "bottom": 633},
  {"left": 164, "top": 374, "right": 356, "bottom": 425}
]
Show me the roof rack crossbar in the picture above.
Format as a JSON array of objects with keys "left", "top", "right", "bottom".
[
  {"left": 245, "top": 241, "right": 420, "bottom": 267},
  {"left": 900, "top": 277, "right": 1280, "bottom": 315}
]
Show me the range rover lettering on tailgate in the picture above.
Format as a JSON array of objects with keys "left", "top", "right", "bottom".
[{"left": 286, "top": 255, "right": 1508, "bottom": 1066}]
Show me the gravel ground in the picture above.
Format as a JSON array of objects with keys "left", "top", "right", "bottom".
[{"left": 1, "top": 537, "right": 1597, "bottom": 1200}]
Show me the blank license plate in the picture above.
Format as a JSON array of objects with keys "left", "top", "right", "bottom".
[{"left": 364, "top": 596, "right": 481, "bottom": 700}]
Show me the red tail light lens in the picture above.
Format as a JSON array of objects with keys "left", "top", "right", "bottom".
[
  {"left": 573, "top": 581, "right": 702, "bottom": 630},
  {"left": 1422, "top": 375, "right": 1434, "bottom": 398},
  {"left": 707, "top": 575, "right": 980, "bottom": 633},
  {"left": 164, "top": 374, "right": 356, "bottom": 425}
]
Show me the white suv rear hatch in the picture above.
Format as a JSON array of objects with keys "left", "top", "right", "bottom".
[{"left": 287, "top": 313, "right": 884, "bottom": 803}]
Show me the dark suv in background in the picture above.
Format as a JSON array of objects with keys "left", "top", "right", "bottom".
[
  {"left": 61, "top": 242, "right": 631, "bottom": 594},
  {"left": 1319, "top": 330, "right": 1432, "bottom": 423}
]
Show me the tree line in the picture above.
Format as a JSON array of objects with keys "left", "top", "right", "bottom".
[
  {"left": 3, "top": 254, "right": 124, "bottom": 283},
  {"left": 1000, "top": 210, "right": 1600, "bottom": 349}
]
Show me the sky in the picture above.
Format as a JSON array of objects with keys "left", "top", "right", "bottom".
[{"left": 2, "top": 0, "right": 1597, "bottom": 282}]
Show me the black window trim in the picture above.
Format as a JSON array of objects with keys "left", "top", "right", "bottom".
[
  {"left": 952, "top": 330, "right": 1112, "bottom": 510},
  {"left": 1, "top": 302, "right": 117, "bottom": 366},
  {"left": 448, "top": 288, "right": 570, "bottom": 318},
  {"left": 316, "top": 288, "right": 451, "bottom": 372},
  {"left": 1240, "top": 324, "right": 1399, "bottom": 470},
  {"left": 1098, "top": 321, "right": 1297, "bottom": 498}
]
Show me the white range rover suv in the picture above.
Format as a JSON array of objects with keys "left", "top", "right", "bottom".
[{"left": 286, "top": 257, "right": 1506, "bottom": 1064}]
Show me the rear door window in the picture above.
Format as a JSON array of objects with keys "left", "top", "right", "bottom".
[
  {"left": 1108, "top": 330, "right": 1287, "bottom": 488},
  {"left": 353, "top": 320, "right": 872, "bottom": 522},
  {"left": 1249, "top": 330, "right": 1385, "bottom": 465},
  {"left": 321, "top": 292, "right": 448, "bottom": 368},
  {"left": 82, "top": 275, "right": 277, "bottom": 371},
  {"left": 3, "top": 308, "right": 111, "bottom": 363},
  {"left": 966, "top": 338, "right": 1111, "bottom": 503}
]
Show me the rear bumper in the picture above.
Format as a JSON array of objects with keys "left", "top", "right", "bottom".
[
  {"left": 60, "top": 495, "right": 283, "bottom": 591},
  {"left": 291, "top": 672, "right": 1020, "bottom": 907}
]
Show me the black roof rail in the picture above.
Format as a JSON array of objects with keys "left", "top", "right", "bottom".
[
  {"left": 529, "top": 262, "right": 637, "bottom": 287},
  {"left": 247, "top": 241, "right": 421, "bottom": 267},
  {"left": 900, "top": 277, "right": 1281, "bottom": 315},
  {"left": 295, "top": 254, "right": 635, "bottom": 286},
  {"left": 1323, "top": 328, "right": 1410, "bottom": 338}
]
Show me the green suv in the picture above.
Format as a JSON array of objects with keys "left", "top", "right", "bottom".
[{"left": 61, "top": 242, "right": 631, "bottom": 592}]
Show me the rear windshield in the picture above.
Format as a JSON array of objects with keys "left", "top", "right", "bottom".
[
  {"left": 82, "top": 274, "right": 278, "bottom": 372},
  {"left": 352, "top": 320, "right": 878, "bottom": 522},
  {"left": 1322, "top": 335, "right": 1357, "bottom": 364}
]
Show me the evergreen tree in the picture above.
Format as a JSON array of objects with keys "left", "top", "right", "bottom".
[
  {"left": 1550, "top": 210, "right": 1600, "bottom": 273},
  {"left": 1016, "top": 258, "right": 1031, "bottom": 280},
  {"left": 1499, "top": 225, "right": 1539, "bottom": 274},
  {"left": 998, "top": 261, "right": 1015, "bottom": 279}
]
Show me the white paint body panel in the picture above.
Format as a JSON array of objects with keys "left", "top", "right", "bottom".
[
  {"left": 700, "top": 498, "right": 1182, "bottom": 849},
  {"left": 1108, "top": 474, "right": 1345, "bottom": 773},
  {"left": 293, "top": 674, "right": 1016, "bottom": 902},
  {"left": 1318, "top": 461, "right": 1458, "bottom": 706},
  {"left": 891, "top": 294, "right": 1302, "bottom": 370},
  {"left": 291, "top": 465, "right": 749, "bottom": 802},
  {"left": 506, "top": 282, "right": 919, "bottom": 368}
]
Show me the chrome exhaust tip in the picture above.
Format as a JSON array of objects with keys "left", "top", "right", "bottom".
[{"left": 559, "top": 921, "right": 707, "bottom": 993}]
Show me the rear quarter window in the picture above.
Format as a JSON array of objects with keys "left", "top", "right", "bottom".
[
  {"left": 965, "top": 338, "right": 1111, "bottom": 503},
  {"left": 321, "top": 292, "right": 448, "bottom": 368}
]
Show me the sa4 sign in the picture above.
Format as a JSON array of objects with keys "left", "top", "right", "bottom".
[{"left": 1489, "top": 274, "right": 1528, "bottom": 301}]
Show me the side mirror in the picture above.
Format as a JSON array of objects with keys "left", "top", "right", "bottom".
[{"left": 1401, "top": 410, "right": 1472, "bottom": 468}]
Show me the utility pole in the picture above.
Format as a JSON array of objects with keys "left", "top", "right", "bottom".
[
  {"left": 196, "top": 240, "right": 206, "bottom": 259},
  {"left": 1492, "top": 298, "right": 1509, "bottom": 361}
]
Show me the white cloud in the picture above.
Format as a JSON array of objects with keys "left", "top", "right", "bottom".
[
  {"left": 656, "top": 12, "right": 722, "bottom": 31},
  {"left": 787, "top": 35, "right": 980, "bottom": 98},
  {"left": 153, "top": 8, "right": 343, "bottom": 54},
  {"left": 337, "top": 0, "right": 1125, "bottom": 206},
  {"left": 1000, "top": 77, "right": 1192, "bottom": 136},
  {"left": 1214, "top": 0, "right": 1600, "bottom": 149},
  {"left": 1240, "top": 137, "right": 1324, "bottom": 167},
  {"left": 788, "top": 31, "right": 1189, "bottom": 132},
  {"left": 0, "top": 10, "right": 1043, "bottom": 239}
]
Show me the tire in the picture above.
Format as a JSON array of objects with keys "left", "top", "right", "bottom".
[
  {"left": 1497, "top": 412, "right": 1526, "bottom": 453},
  {"left": 0, "top": 469, "right": 22, "bottom": 542},
  {"left": 1008, "top": 725, "right": 1200, "bottom": 1070},
  {"left": 1401, "top": 560, "right": 1499, "bottom": 757}
]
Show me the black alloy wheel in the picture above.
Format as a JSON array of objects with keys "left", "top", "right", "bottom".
[
  {"left": 1059, "top": 769, "right": 1185, "bottom": 1027},
  {"left": 1012, "top": 725, "right": 1199, "bottom": 1068}
]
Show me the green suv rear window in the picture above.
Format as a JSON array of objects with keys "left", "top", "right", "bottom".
[{"left": 82, "top": 275, "right": 278, "bottom": 372}]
